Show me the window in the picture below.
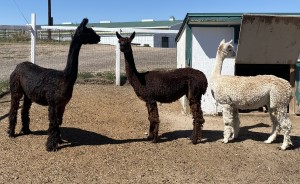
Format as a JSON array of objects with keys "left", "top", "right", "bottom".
[{"left": 162, "top": 37, "right": 169, "bottom": 48}]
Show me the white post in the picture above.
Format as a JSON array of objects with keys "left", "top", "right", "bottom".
[
  {"left": 115, "top": 29, "right": 121, "bottom": 86},
  {"left": 30, "top": 13, "right": 36, "bottom": 64}
]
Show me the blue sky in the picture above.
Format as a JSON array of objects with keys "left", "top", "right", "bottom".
[{"left": 1, "top": 0, "right": 300, "bottom": 25}]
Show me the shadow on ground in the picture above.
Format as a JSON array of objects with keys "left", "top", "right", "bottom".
[{"left": 5, "top": 122, "right": 300, "bottom": 151}]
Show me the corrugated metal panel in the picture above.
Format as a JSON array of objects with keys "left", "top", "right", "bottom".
[{"left": 236, "top": 14, "right": 300, "bottom": 64}]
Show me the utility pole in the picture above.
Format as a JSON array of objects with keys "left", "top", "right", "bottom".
[{"left": 47, "top": 0, "right": 52, "bottom": 40}]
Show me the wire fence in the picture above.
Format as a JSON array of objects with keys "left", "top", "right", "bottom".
[{"left": 0, "top": 29, "right": 177, "bottom": 85}]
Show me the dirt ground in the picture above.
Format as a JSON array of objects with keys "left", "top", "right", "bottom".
[{"left": 0, "top": 83, "right": 300, "bottom": 183}]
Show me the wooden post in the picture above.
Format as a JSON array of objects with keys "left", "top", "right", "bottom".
[
  {"left": 115, "top": 29, "right": 121, "bottom": 86},
  {"left": 30, "top": 13, "right": 36, "bottom": 64},
  {"left": 289, "top": 64, "right": 295, "bottom": 114}
]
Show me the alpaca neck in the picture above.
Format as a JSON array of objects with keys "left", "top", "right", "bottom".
[
  {"left": 211, "top": 51, "right": 225, "bottom": 79},
  {"left": 124, "top": 51, "right": 141, "bottom": 85},
  {"left": 64, "top": 38, "right": 82, "bottom": 84}
]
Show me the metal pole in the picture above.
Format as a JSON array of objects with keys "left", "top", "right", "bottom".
[
  {"left": 30, "top": 13, "right": 36, "bottom": 64},
  {"left": 48, "top": 0, "right": 52, "bottom": 40}
]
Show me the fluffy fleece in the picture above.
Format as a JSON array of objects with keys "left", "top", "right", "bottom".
[
  {"left": 8, "top": 18, "right": 100, "bottom": 151},
  {"left": 116, "top": 31, "right": 208, "bottom": 144},
  {"left": 210, "top": 39, "right": 293, "bottom": 150}
]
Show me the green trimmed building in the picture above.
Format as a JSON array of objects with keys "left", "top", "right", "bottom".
[{"left": 176, "top": 13, "right": 300, "bottom": 115}]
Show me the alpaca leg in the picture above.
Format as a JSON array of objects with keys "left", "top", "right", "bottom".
[
  {"left": 278, "top": 111, "right": 293, "bottom": 150},
  {"left": 189, "top": 98, "right": 205, "bottom": 144},
  {"left": 20, "top": 95, "right": 32, "bottom": 135},
  {"left": 264, "top": 109, "right": 280, "bottom": 144},
  {"left": 222, "top": 104, "right": 234, "bottom": 143},
  {"left": 56, "top": 105, "right": 66, "bottom": 144},
  {"left": 232, "top": 107, "right": 240, "bottom": 139},
  {"left": 146, "top": 101, "right": 160, "bottom": 143},
  {"left": 8, "top": 82, "right": 23, "bottom": 137},
  {"left": 46, "top": 106, "right": 60, "bottom": 151}
]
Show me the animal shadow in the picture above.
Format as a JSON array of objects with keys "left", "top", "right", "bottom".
[
  {"left": 58, "top": 127, "right": 146, "bottom": 149},
  {"left": 159, "top": 129, "right": 223, "bottom": 143},
  {"left": 230, "top": 123, "right": 300, "bottom": 150}
]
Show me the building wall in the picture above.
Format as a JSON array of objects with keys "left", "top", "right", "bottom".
[
  {"left": 176, "top": 28, "right": 189, "bottom": 113},
  {"left": 99, "top": 33, "right": 177, "bottom": 48},
  {"left": 176, "top": 28, "right": 187, "bottom": 68},
  {"left": 100, "top": 34, "right": 155, "bottom": 47},
  {"left": 191, "top": 27, "right": 236, "bottom": 115},
  {"left": 153, "top": 33, "right": 177, "bottom": 48}
]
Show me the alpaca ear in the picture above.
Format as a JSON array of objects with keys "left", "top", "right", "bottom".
[
  {"left": 80, "top": 18, "right": 89, "bottom": 28},
  {"left": 220, "top": 39, "right": 225, "bottom": 45},
  {"left": 116, "top": 32, "right": 122, "bottom": 39},
  {"left": 228, "top": 40, "right": 233, "bottom": 44},
  {"left": 130, "top": 32, "right": 136, "bottom": 40}
]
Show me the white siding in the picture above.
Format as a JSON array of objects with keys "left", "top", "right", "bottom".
[
  {"left": 99, "top": 35, "right": 118, "bottom": 45},
  {"left": 176, "top": 28, "right": 189, "bottom": 113},
  {"left": 176, "top": 28, "right": 187, "bottom": 68},
  {"left": 100, "top": 34, "right": 177, "bottom": 48},
  {"left": 99, "top": 34, "right": 154, "bottom": 47},
  {"left": 191, "top": 27, "right": 235, "bottom": 115}
]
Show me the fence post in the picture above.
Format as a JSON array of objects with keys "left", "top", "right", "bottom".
[
  {"left": 30, "top": 13, "right": 36, "bottom": 64},
  {"left": 115, "top": 29, "right": 121, "bottom": 86}
]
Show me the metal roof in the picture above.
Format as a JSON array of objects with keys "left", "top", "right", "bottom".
[
  {"left": 176, "top": 13, "right": 300, "bottom": 41},
  {"left": 54, "top": 20, "right": 183, "bottom": 29}
]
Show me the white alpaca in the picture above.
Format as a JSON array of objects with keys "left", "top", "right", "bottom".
[{"left": 210, "top": 39, "right": 293, "bottom": 150}]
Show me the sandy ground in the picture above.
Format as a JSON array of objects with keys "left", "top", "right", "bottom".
[{"left": 0, "top": 83, "right": 300, "bottom": 183}]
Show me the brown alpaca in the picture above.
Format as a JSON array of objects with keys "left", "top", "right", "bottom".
[
  {"left": 8, "top": 18, "right": 100, "bottom": 151},
  {"left": 116, "top": 32, "right": 208, "bottom": 144}
]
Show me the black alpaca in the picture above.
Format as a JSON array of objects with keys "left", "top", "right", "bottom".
[
  {"left": 8, "top": 18, "right": 100, "bottom": 151},
  {"left": 116, "top": 32, "right": 208, "bottom": 144}
]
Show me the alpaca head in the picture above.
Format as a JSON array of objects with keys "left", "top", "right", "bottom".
[
  {"left": 73, "top": 18, "right": 100, "bottom": 44},
  {"left": 116, "top": 32, "right": 136, "bottom": 53},
  {"left": 218, "top": 39, "right": 236, "bottom": 58}
]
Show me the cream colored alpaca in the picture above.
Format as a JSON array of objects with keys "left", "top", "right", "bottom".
[{"left": 210, "top": 39, "right": 293, "bottom": 150}]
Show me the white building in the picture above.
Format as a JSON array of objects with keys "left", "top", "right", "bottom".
[
  {"left": 57, "top": 18, "right": 183, "bottom": 48},
  {"left": 176, "top": 13, "right": 300, "bottom": 115}
]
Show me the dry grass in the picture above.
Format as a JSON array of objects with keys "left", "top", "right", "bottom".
[{"left": 0, "top": 42, "right": 176, "bottom": 81}]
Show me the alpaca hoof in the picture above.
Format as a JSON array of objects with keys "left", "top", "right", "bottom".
[
  {"left": 279, "top": 146, "right": 287, "bottom": 151},
  {"left": 192, "top": 134, "right": 201, "bottom": 144},
  {"left": 46, "top": 144, "right": 58, "bottom": 152},
  {"left": 264, "top": 140, "right": 272, "bottom": 144},
  {"left": 152, "top": 138, "right": 158, "bottom": 143},
  {"left": 58, "top": 138, "right": 65, "bottom": 144},
  {"left": 151, "top": 135, "right": 159, "bottom": 143},
  {"left": 8, "top": 133, "right": 16, "bottom": 138},
  {"left": 222, "top": 139, "right": 229, "bottom": 144},
  {"left": 46, "top": 146, "right": 58, "bottom": 152},
  {"left": 147, "top": 135, "right": 154, "bottom": 140},
  {"left": 7, "top": 130, "right": 16, "bottom": 138},
  {"left": 280, "top": 143, "right": 293, "bottom": 151},
  {"left": 20, "top": 128, "right": 32, "bottom": 135},
  {"left": 147, "top": 134, "right": 159, "bottom": 143},
  {"left": 46, "top": 137, "right": 59, "bottom": 151}
]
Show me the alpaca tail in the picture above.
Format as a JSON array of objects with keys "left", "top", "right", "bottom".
[{"left": 202, "top": 79, "right": 208, "bottom": 95}]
